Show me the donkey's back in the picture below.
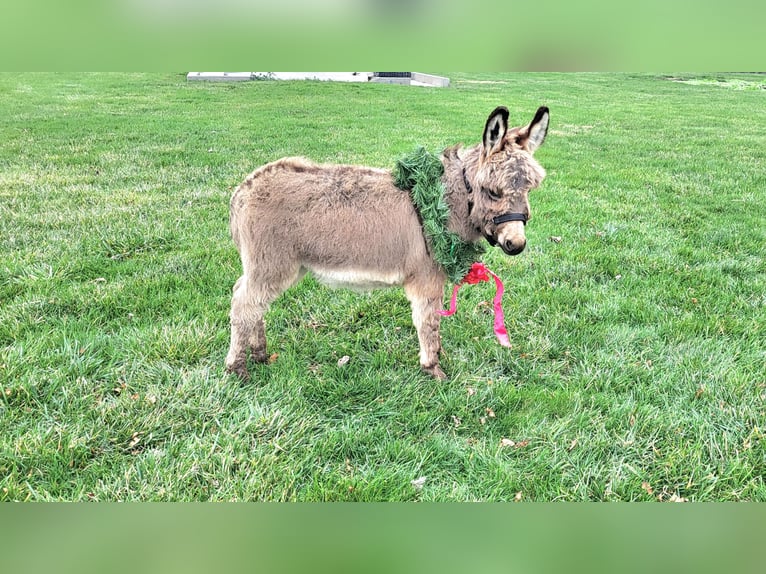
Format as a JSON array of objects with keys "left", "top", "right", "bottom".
[{"left": 229, "top": 156, "right": 432, "bottom": 287}]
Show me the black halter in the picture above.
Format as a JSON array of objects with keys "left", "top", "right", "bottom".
[
  {"left": 493, "top": 212, "right": 527, "bottom": 225},
  {"left": 462, "top": 167, "right": 528, "bottom": 226}
]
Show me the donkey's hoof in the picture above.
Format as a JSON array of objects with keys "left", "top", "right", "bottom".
[
  {"left": 225, "top": 363, "right": 251, "bottom": 382},
  {"left": 422, "top": 364, "right": 447, "bottom": 380}
]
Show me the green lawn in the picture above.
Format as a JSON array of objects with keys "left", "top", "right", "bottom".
[{"left": 1, "top": 73, "right": 764, "bottom": 501}]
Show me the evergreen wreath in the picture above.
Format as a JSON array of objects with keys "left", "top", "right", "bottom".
[{"left": 393, "top": 147, "right": 485, "bottom": 284}]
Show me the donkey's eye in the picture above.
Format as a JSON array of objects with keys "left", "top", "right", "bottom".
[{"left": 482, "top": 187, "right": 502, "bottom": 200}]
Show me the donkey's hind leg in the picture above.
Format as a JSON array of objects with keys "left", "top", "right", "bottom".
[
  {"left": 404, "top": 271, "right": 447, "bottom": 380},
  {"left": 225, "top": 266, "right": 303, "bottom": 381},
  {"left": 225, "top": 275, "right": 260, "bottom": 380}
]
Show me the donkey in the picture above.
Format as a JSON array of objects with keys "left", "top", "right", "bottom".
[{"left": 225, "top": 105, "right": 549, "bottom": 380}]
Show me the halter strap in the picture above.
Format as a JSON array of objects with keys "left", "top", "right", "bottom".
[{"left": 493, "top": 212, "right": 527, "bottom": 225}]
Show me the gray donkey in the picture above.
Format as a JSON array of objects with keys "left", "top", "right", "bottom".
[{"left": 225, "top": 105, "right": 549, "bottom": 380}]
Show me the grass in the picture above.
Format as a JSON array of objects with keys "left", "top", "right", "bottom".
[{"left": 1, "top": 72, "right": 764, "bottom": 501}]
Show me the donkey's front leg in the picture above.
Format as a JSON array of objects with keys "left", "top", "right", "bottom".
[{"left": 404, "top": 273, "right": 447, "bottom": 380}]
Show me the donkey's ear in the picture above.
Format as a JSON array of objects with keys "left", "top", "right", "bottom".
[
  {"left": 482, "top": 106, "right": 510, "bottom": 157},
  {"left": 517, "top": 106, "right": 549, "bottom": 154}
]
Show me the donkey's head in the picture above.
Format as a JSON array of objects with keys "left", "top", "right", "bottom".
[{"left": 468, "top": 106, "right": 549, "bottom": 256}]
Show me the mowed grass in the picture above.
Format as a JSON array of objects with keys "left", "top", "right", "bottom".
[{"left": 1, "top": 73, "right": 764, "bottom": 501}]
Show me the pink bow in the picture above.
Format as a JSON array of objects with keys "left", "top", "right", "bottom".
[{"left": 438, "top": 262, "right": 511, "bottom": 348}]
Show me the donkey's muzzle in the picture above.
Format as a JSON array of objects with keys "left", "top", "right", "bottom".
[
  {"left": 502, "top": 239, "right": 526, "bottom": 256},
  {"left": 493, "top": 212, "right": 528, "bottom": 256},
  {"left": 485, "top": 231, "right": 526, "bottom": 255}
]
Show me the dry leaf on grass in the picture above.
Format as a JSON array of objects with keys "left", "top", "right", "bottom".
[
  {"left": 641, "top": 481, "right": 653, "bottom": 495},
  {"left": 500, "top": 438, "right": 529, "bottom": 449}
]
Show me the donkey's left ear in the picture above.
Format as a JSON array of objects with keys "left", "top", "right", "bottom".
[
  {"left": 518, "top": 106, "right": 550, "bottom": 154},
  {"left": 483, "top": 106, "right": 510, "bottom": 157}
]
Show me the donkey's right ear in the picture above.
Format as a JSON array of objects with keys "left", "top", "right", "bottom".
[{"left": 482, "top": 106, "right": 510, "bottom": 157}]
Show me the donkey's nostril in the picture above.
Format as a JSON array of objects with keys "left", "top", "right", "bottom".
[{"left": 504, "top": 240, "right": 526, "bottom": 256}]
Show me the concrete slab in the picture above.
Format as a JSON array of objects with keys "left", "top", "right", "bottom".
[
  {"left": 187, "top": 72, "right": 450, "bottom": 87},
  {"left": 267, "top": 72, "right": 372, "bottom": 82},
  {"left": 411, "top": 72, "right": 450, "bottom": 88},
  {"left": 187, "top": 72, "right": 255, "bottom": 82},
  {"left": 370, "top": 76, "right": 412, "bottom": 85}
]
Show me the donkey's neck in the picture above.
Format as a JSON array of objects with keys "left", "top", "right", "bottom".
[{"left": 441, "top": 144, "right": 483, "bottom": 243}]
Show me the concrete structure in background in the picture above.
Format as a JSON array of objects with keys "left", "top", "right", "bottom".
[{"left": 186, "top": 72, "right": 449, "bottom": 87}]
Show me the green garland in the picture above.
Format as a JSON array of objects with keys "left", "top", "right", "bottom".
[{"left": 393, "top": 147, "right": 485, "bottom": 283}]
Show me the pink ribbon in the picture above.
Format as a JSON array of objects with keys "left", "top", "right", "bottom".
[{"left": 438, "top": 262, "right": 511, "bottom": 347}]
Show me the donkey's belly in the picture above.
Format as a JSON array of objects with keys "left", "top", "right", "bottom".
[{"left": 308, "top": 266, "right": 404, "bottom": 292}]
